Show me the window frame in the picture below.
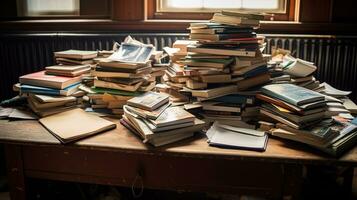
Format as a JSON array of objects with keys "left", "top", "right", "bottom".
[{"left": 147, "top": 0, "right": 296, "bottom": 21}]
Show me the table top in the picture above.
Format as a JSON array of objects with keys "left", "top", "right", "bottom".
[{"left": 1, "top": 119, "right": 357, "bottom": 165}]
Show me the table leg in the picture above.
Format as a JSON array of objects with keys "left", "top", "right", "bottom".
[{"left": 5, "top": 144, "right": 26, "bottom": 200}]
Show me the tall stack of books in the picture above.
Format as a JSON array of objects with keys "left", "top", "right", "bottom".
[
  {"left": 87, "top": 37, "right": 156, "bottom": 116},
  {"left": 121, "top": 91, "right": 206, "bottom": 147},
  {"left": 183, "top": 11, "right": 270, "bottom": 123}
]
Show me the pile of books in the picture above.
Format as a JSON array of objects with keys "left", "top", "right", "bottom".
[
  {"left": 121, "top": 91, "right": 206, "bottom": 147},
  {"left": 183, "top": 11, "right": 270, "bottom": 124},
  {"left": 18, "top": 50, "right": 98, "bottom": 117},
  {"left": 87, "top": 37, "right": 157, "bottom": 116},
  {"left": 258, "top": 83, "right": 357, "bottom": 156}
]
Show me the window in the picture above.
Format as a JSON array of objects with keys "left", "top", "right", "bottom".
[
  {"left": 158, "top": 0, "right": 286, "bottom": 13},
  {"left": 15, "top": 0, "right": 110, "bottom": 18},
  {"left": 147, "top": 0, "right": 296, "bottom": 21},
  {"left": 17, "top": 0, "right": 80, "bottom": 16}
]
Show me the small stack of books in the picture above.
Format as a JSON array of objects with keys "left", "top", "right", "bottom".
[
  {"left": 55, "top": 49, "right": 97, "bottom": 66},
  {"left": 121, "top": 91, "right": 206, "bottom": 147},
  {"left": 87, "top": 37, "right": 156, "bottom": 116},
  {"left": 258, "top": 84, "right": 327, "bottom": 129},
  {"left": 19, "top": 70, "right": 84, "bottom": 117}
]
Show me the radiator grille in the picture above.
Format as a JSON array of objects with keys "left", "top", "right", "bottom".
[{"left": 0, "top": 33, "right": 356, "bottom": 101}]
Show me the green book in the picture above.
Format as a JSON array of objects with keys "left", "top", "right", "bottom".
[
  {"left": 91, "top": 87, "right": 142, "bottom": 96},
  {"left": 261, "top": 84, "right": 325, "bottom": 106}
]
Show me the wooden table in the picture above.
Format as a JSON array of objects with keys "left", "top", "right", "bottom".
[{"left": 0, "top": 119, "right": 357, "bottom": 200}]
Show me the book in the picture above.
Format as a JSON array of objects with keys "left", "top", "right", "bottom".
[
  {"left": 147, "top": 106, "right": 195, "bottom": 128},
  {"left": 261, "top": 84, "right": 325, "bottom": 106},
  {"left": 28, "top": 94, "right": 76, "bottom": 109},
  {"left": 31, "top": 94, "right": 76, "bottom": 103},
  {"left": 256, "top": 94, "right": 326, "bottom": 115},
  {"left": 20, "top": 83, "right": 80, "bottom": 96},
  {"left": 54, "top": 49, "right": 98, "bottom": 60},
  {"left": 108, "top": 43, "right": 154, "bottom": 63},
  {"left": 190, "top": 85, "right": 238, "bottom": 98},
  {"left": 182, "top": 57, "right": 234, "bottom": 69},
  {"left": 99, "top": 59, "right": 150, "bottom": 69},
  {"left": 190, "top": 27, "right": 253, "bottom": 34},
  {"left": 236, "top": 73, "right": 271, "bottom": 91},
  {"left": 39, "top": 108, "right": 116, "bottom": 144},
  {"left": 20, "top": 71, "right": 82, "bottom": 90},
  {"left": 91, "top": 87, "right": 142, "bottom": 96},
  {"left": 186, "top": 79, "right": 208, "bottom": 90},
  {"left": 187, "top": 45, "right": 256, "bottom": 57},
  {"left": 123, "top": 112, "right": 205, "bottom": 141},
  {"left": 56, "top": 57, "right": 94, "bottom": 65},
  {"left": 90, "top": 69, "right": 150, "bottom": 78},
  {"left": 221, "top": 10, "right": 266, "bottom": 20},
  {"left": 93, "top": 79, "right": 142, "bottom": 92},
  {"left": 262, "top": 103, "right": 325, "bottom": 124},
  {"left": 200, "top": 74, "right": 232, "bottom": 83},
  {"left": 120, "top": 118, "right": 194, "bottom": 147},
  {"left": 281, "top": 55, "right": 317, "bottom": 77},
  {"left": 123, "top": 103, "right": 170, "bottom": 120},
  {"left": 127, "top": 91, "right": 169, "bottom": 111},
  {"left": 201, "top": 101, "right": 242, "bottom": 113},
  {"left": 213, "top": 93, "right": 255, "bottom": 105},
  {"left": 211, "top": 13, "right": 260, "bottom": 26},
  {"left": 189, "top": 33, "right": 255, "bottom": 42},
  {"left": 206, "top": 122, "right": 268, "bottom": 151}
]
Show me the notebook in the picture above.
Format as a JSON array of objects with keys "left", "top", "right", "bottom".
[
  {"left": 39, "top": 108, "right": 116, "bottom": 144},
  {"left": 206, "top": 122, "right": 268, "bottom": 151}
]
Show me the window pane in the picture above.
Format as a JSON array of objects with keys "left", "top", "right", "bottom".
[
  {"left": 203, "top": 0, "right": 242, "bottom": 9},
  {"left": 242, "top": 0, "right": 279, "bottom": 9},
  {"left": 18, "top": 0, "right": 79, "bottom": 16},
  {"left": 158, "top": 0, "right": 285, "bottom": 13},
  {"left": 164, "top": 0, "right": 202, "bottom": 9}
]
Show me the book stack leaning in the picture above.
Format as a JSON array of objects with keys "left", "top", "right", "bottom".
[
  {"left": 121, "top": 91, "right": 205, "bottom": 147},
  {"left": 18, "top": 50, "right": 98, "bottom": 117}
]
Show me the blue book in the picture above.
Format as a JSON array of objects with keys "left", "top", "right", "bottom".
[
  {"left": 21, "top": 82, "right": 80, "bottom": 96},
  {"left": 212, "top": 94, "right": 255, "bottom": 105},
  {"left": 261, "top": 84, "right": 325, "bottom": 106},
  {"left": 243, "top": 65, "right": 268, "bottom": 78}
]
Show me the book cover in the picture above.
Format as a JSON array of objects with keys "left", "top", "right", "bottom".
[
  {"left": 127, "top": 91, "right": 169, "bottom": 111},
  {"left": 20, "top": 83, "right": 80, "bottom": 96},
  {"left": 20, "top": 71, "right": 82, "bottom": 89},
  {"left": 39, "top": 108, "right": 116, "bottom": 144},
  {"left": 54, "top": 49, "right": 98, "bottom": 60},
  {"left": 148, "top": 106, "right": 195, "bottom": 127},
  {"left": 261, "top": 84, "right": 325, "bottom": 106}
]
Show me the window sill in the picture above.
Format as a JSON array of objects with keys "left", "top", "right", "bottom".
[{"left": 1, "top": 19, "right": 357, "bottom": 35}]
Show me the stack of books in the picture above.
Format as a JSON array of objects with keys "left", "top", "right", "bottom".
[
  {"left": 255, "top": 83, "right": 357, "bottom": 156},
  {"left": 181, "top": 11, "right": 270, "bottom": 123},
  {"left": 160, "top": 40, "right": 198, "bottom": 103},
  {"left": 87, "top": 37, "right": 156, "bottom": 116},
  {"left": 121, "top": 91, "right": 206, "bottom": 147},
  {"left": 55, "top": 49, "right": 97, "bottom": 66},
  {"left": 258, "top": 84, "right": 327, "bottom": 129},
  {"left": 19, "top": 70, "right": 84, "bottom": 117}
]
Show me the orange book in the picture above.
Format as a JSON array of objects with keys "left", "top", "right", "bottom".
[{"left": 19, "top": 71, "right": 82, "bottom": 89}]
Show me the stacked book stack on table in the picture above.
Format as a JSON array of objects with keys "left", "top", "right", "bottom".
[
  {"left": 18, "top": 50, "right": 98, "bottom": 117},
  {"left": 86, "top": 37, "right": 157, "bottom": 117},
  {"left": 121, "top": 92, "right": 205, "bottom": 146}
]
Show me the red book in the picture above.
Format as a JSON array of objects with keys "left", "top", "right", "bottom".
[{"left": 19, "top": 71, "right": 82, "bottom": 89}]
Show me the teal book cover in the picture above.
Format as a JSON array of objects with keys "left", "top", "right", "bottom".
[{"left": 261, "top": 84, "right": 324, "bottom": 106}]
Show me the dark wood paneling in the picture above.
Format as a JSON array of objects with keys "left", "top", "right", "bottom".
[
  {"left": 0, "top": 0, "right": 17, "bottom": 18},
  {"left": 332, "top": 0, "right": 357, "bottom": 23},
  {"left": 79, "top": 0, "right": 110, "bottom": 17},
  {"left": 112, "top": 0, "right": 144, "bottom": 21},
  {"left": 299, "top": 0, "right": 333, "bottom": 22}
]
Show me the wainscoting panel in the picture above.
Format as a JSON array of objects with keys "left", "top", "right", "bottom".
[{"left": 0, "top": 33, "right": 356, "bottom": 101}]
